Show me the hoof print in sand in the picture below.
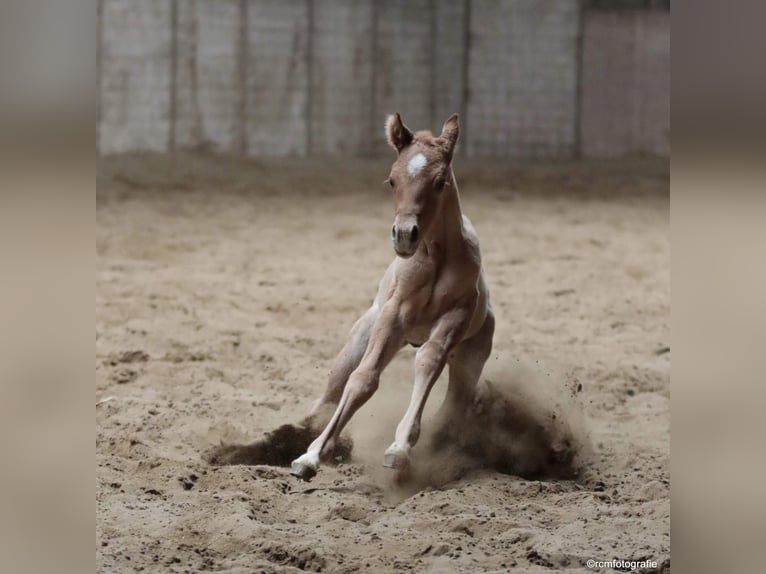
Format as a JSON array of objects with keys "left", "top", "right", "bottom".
[{"left": 259, "top": 543, "right": 326, "bottom": 572}]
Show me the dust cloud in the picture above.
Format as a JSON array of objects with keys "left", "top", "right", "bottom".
[
  {"left": 387, "top": 355, "right": 591, "bottom": 495},
  {"left": 207, "top": 354, "right": 590, "bottom": 496}
]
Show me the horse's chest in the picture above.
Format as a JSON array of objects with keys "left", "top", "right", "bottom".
[{"left": 402, "top": 272, "right": 464, "bottom": 346}]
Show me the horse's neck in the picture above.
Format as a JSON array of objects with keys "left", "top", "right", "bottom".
[{"left": 429, "top": 168, "right": 465, "bottom": 250}]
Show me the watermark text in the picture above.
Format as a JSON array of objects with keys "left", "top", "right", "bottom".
[{"left": 586, "top": 559, "right": 658, "bottom": 570}]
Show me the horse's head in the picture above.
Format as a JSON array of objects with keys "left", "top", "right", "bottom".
[{"left": 384, "top": 112, "right": 459, "bottom": 258}]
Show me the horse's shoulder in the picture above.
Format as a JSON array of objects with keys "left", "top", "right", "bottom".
[
  {"left": 460, "top": 215, "right": 482, "bottom": 266},
  {"left": 373, "top": 259, "right": 398, "bottom": 306}
]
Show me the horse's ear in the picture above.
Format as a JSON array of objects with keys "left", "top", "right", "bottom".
[
  {"left": 385, "top": 113, "right": 414, "bottom": 153},
  {"left": 439, "top": 113, "right": 460, "bottom": 160}
]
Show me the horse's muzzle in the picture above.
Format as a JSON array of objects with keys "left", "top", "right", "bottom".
[{"left": 392, "top": 220, "right": 419, "bottom": 257}]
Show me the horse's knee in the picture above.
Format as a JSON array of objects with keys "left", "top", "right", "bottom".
[
  {"left": 346, "top": 369, "right": 379, "bottom": 403},
  {"left": 415, "top": 341, "right": 446, "bottom": 372}
]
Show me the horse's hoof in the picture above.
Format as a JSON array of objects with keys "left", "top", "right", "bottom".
[
  {"left": 290, "top": 460, "right": 317, "bottom": 481},
  {"left": 383, "top": 452, "right": 409, "bottom": 470}
]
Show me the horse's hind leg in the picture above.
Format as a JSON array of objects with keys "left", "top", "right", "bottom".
[
  {"left": 432, "top": 309, "right": 494, "bottom": 448},
  {"left": 382, "top": 309, "right": 494, "bottom": 470},
  {"left": 306, "top": 305, "right": 378, "bottom": 427}
]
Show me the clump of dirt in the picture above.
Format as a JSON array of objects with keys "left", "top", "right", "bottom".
[{"left": 204, "top": 411, "right": 353, "bottom": 467}]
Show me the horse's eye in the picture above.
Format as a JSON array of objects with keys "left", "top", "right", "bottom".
[
  {"left": 434, "top": 178, "right": 446, "bottom": 191},
  {"left": 387, "top": 177, "right": 395, "bottom": 188}
]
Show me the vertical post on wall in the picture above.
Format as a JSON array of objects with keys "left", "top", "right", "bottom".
[
  {"left": 574, "top": 0, "right": 586, "bottom": 158},
  {"left": 428, "top": 0, "right": 436, "bottom": 132},
  {"left": 169, "top": 0, "right": 178, "bottom": 151},
  {"left": 97, "top": 0, "right": 103, "bottom": 154},
  {"left": 459, "top": 0, "right": 471, "bottom": 157},
  {"left": 306, "top": 0, "right": 314, "bottom": 156},
  {"left": 369, "top": 0, "right": 378, "bottom": 153},
  {"left": 237, "top": 0, "right": 249, "bottom": 155}
]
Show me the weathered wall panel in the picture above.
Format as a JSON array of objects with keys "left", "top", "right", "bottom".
[
  {"left": 433, "top": 0, "right": 468, "bottom": 139},
  {"left": 99, "top": 0, "right": 172, "bottom": 153},
  {"left": 175, "top": 0, "right": 241, "bottom": 152},
  {"left": 466, "top": 0, "right": 579, "bottom": 158},
  {"left": 174, "top": 0, "right": 200, "bottom": 149},
  {"left": 372, "top": 0, "right": 433, "bottom": 152},
  {"left": 310, "top": 0, "right": 374, "bottom": 155},
  {"left": 97, "top": 0, "right": 669, "bottom": 158},
  {"left": 580, "top": 11, "right": 670, "bottom": 157},
  {"left": 246, "top": 0, "right": 309, "bottom": 156}
]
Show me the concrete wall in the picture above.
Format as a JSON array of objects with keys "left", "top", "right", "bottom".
[
  {"left": 97, "top": 0, "right": 670, "bottom": 158},
  {"left": 432, "top": 0, "right": 469, "bottom": 137},
  {"left": 246, "top": 0, "right": 309, "bottom": 156},
  {"left": 99, "top": 0, "right": 172, "bottom": 153},
  {"left": 372, "top": 0, "right": 431, "bottom": 153},
  {"left": 310, "top": 0, "right": 375, "bottom": 155},
  {"left": 175, "top": 0, "right": 243, "bottom": 152},
  {"left": 467, "top": 0, "right": 580, "bottom": 158},
  {"left": 580, "top": 10, "right": 670, "bottom": 157}
]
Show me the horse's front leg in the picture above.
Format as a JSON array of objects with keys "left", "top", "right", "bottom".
[
  {"left": 291, "top": 302, "right": 405, "bottom": 480},
  {"left": 383, "top": 306, "right": 472, "bottom": 469}
]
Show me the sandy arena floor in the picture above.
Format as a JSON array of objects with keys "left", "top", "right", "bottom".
[{"left": 96, "top": 154, "right": 670, "bottom": 573}]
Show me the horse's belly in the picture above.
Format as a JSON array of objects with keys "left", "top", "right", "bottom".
[{"left": 404, "top": 324, "right": 431, "bottom": 347}]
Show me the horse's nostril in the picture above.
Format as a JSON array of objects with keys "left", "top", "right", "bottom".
[
  {"left": 410, "top": 225, "right": 419, "bottom": 242},
  {"left": 391, "top": 225, "right": 396, "bottom": 239}
]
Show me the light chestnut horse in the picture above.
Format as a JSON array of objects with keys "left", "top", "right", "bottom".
[{"left": 291, "top": 113, "right": 494, "bottom": 480}]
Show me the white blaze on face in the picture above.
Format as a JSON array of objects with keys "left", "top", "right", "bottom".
[{"left": 407, "top": 153, "right": 427, "bottom": 176}]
